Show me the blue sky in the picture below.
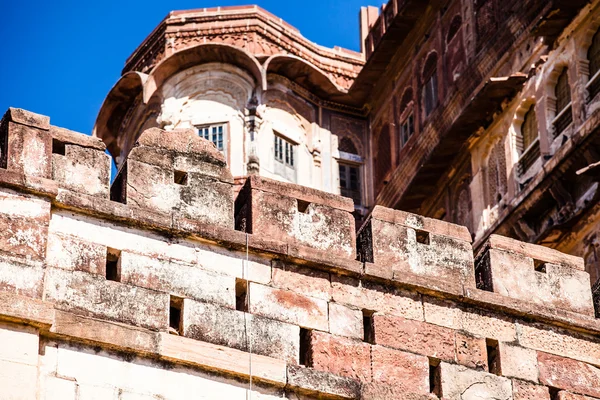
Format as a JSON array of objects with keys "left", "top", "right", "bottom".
[{"left": 0, "top": 0, "right": 371, "bottom": 135}]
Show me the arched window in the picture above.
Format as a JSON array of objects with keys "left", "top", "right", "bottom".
[
  {"left": 447, "top": 15, "right": 462, "bottom": 43},
  {"left": 338, "top": 137, "right": 362, "bottom": 205},
  {"left": 518, "top": 105, "right": 540, "bottom": 176},
  {"left": 422, "top": 53, "right": 438, "bottom": 117},
  {"left": 399, "top": 88, "right": 414, "bottom": 146},
  {"left": 553, "top": 68, "right": 572, "bottom": 136},
  {"left": 587, "top": 29, "right": 600, "bottom": 99}
]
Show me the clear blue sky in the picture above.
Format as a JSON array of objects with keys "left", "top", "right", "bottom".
[{"left": 0, "top": 0, "right": 371, "bottom": 135}]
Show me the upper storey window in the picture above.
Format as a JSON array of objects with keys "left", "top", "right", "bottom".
[
  {"left": 197, "top": 124, "right": 226, "bottom": 152},
  {"left": 553, "top": 68, "right": 572, "bottom": 137},
  {"left": 274, "top": 134, "right": 295, "bottom": 168},
  {"left": 587, "top": 29, "right": 600, "bottom": 100},
  {"left": 338, "top": 137, "right": 362, "bottom": 206},
  {"left": 518, "top": 106, "right": 540, "bottom": 176},
  {"left": 422, "top": 54, "right": 438, "bottom": 117},
  {"left": 399, "top": 88, "right": 415, "bottom": 146}
]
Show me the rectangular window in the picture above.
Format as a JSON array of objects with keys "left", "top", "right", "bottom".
[
  {"left": 274, "top": 134, "right": 295, "bottom": 167},
  {"left": 339, "top": 162, "right": 361, "bottom": 205},
  {"left": 196, "top": 124, "right": 226, "bottom": 152},
  {"left": 424, "top": 74, "right": 438, "bottom": 117},
  {"left": 401, "top": 113, "right": 414, "bottom": 145}
]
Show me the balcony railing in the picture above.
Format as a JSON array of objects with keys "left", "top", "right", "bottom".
[
  {"left": 552, "top": 104, "right": 573, "bottom": 137},
  {"left": 587, "top": 69, "right": 600, "bottom": 101},
  {"left": 517, "top": 139, "right": 540, "bottom": 177}
]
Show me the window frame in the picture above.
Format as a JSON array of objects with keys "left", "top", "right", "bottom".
[
  {"left": 338, "top": 161, "right": 362, "bottom": 206},
  {"left": 196, "top": 123, "right": 227, "bottom": 153},
  {"left": 587, "top": 29, "right": 600, "bottom": 100},
  {"left": 551, "top": 68, "right": 573, "bottom": 137},
  {"left": 274, "top": 133, "right": 296, "bottom": 168}
]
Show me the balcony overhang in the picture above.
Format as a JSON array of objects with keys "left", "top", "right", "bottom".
[
  {"left": 533, "top": 0, "right": 589, "bottom": 44},
  {"left": 395, "top": 74, "right": 528, "bottom": 212}
]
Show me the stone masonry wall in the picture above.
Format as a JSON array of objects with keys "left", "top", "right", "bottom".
[{"left": 1, "top": 107, "right": 600, "bottom": 399}]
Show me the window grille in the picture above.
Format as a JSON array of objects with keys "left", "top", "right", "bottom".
[
  {"left": 197, "top": 124, "right": 225, "bottom": 151},
  {"left": 274, "top": 135, "right": 295, "bottom": 167},
  {"left": 588, "top": 30, "right": 600, "bottom": 100},
  {"left": 339, "top": 163, "right": 361, "bottom": 205},
  {"left": 553, "top": 69, "right": 572, "bottom": 136}
]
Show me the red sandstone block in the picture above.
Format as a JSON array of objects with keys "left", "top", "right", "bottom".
[
  {"left": 248, "top": 282, "right": 328, "bottom": 331},
  {"left": 308, "top": 331, "right": 371, "bottom": 382},
  {"left": 538, "top": 352, "right": 600, "bottom": 398},
  {"left": 2, "top": 108, "right": 49, "bottom": 130},
  {"left": 235, "top": 176, "right": 356, "bottom": 259},
  {"left": 512, "top": 380, "right": 550, "bottom": 400},
  {"left": 271, "top": 260, "right": 331, "bottom": 301},
  {"left": 557, "top": 391, "right": 599, "bottom": 399},
  {"left": 371, "top": 345, "right": 429, "bottom": 394},
  {"left": 1, "top": 116, "right": 52, "bottom": 178},
  {"left": 454, "top": 332, "right": 487, "bottom": 370},
  {"left": 46, "top": 233, "right": 106, "bottom": 276},
  {"left": 372, "top": 314, "right": 455, "bottom": 362}
]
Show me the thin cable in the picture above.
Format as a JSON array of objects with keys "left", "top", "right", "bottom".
[{"left": 244, "top": 233, "right": 253, "bottom": 399}]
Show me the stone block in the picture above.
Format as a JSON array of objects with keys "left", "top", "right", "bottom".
[
  {"left": 0, "top": 323, "right": 39, "bottom": 366},
  {"left": 308, "top": 330, "right": 371, "bottom": 382},
  {"left": 360, "top": 383, "right": 439, "bottom": 400},
  {"left": 286, "top": 365, "right": 360, "bottom": 399},
  {"left": 557, "top": 392, "right": 599, "bottom": 400},
  {"left": 331, "top": 275, "right": 423, "bottom": 320},
  {"left": 0, "top": 258, "right": 44, "bottom": 298},
  {"left": 512, "top": 380, "right": 550, "bottom": 400},
  {"left": 454, "top": 332, "right": 487, "bottom": 370},
  {"left": 476, "top": 235, "right": 594, "bottom": 316},
  {"left": 235, "top": 175, "right": 356, "bottom": 259},
  {"left": 43, "top": 376, "right": 77, "bottom": 400},
  {"left": 44, "top": 267, "right": 169, "bottom": 330},
  {"left": 78, "top": 384, "right": 118, "bottom": 400},
  {"left": 195, "top": 245, "right": 272, "bottom": 285},
  {"left": 371, "top": 345, "right": 429, "bottom": 394},
  {"left": 248, "top": 282, "right": 328, "bottom": 331},
  {"left": 0, "top": 360, "right": 39, "bottom": 400},
  {"left": 182, "top": 299, "right": 299, "bottom": 364},
  {"left": 271, "top": 261, "right": 331, "bottom": 301},
  {"left": 516, "top": 322, "right": 600, "bottom": 366},
  {"left": 0, "top": 188, "right": 51, "bottom": 262},
  {"left": 538, "top": 351, "right": 600, "bottom": 398},
  {"left": 328, "top": 302, "right": 363, "bottom": 339},
  {"left": 120, "top": 252, "right": 236, "bottom": 308},
  {"left": 439, "top": 362, "right": 512, "bottom": 400},
  {"left": 358, "top": 206, "right": 475, "bottom": 288},
  {"left": 46, "top": 233, "right": 106, "bottom": 276},
  {"left": 124, "top": 127, "right": 234, "bottom": 228},
  {"left": 498, "top": 343, "right": 539, "bottom": 382},
  {"left": 0, "top": 108, "right": 51, "bottom": 178},
  {"left": 372, "top": 314, "right": 455, "bottom": 362},
  {"left": 50, "top": 127, "right": 110, "bottom": 197}
]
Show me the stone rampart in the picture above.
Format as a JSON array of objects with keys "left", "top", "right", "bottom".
[{"left": 0, "top": 108, "right": 599, "bottom": 399}]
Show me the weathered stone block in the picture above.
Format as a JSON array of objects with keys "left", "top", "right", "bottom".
[
  {"left": 0, "top": 188, "right": 51, "bottom": 262},
  {"left": 372, "top": 314, "right": 455, "bottom": 362},
  {"left": 0, "top": 258, "right": 44, "bottom": 298},
  {"left": 498, "top": 343, "right": 539, "bottom": 382},
  {"left": 123, "top": 127, "right": 234, "bottom": 228},
  {"left": 512, "top": 380, "right": 550, "bottom": 400},
  {"left": 248, "top": 282, "right": 328, "bottom": 331},
  {"left": 0, "top": 323, "right": 39, "bottom": 366},
  {"left": 235, "top": 175, "right": 356, "bottom": 259},
  {"left": 371, "top": 345, "right": 429, "bottom": 394},
  {"left": 331, "top": 275, "right": 423, "bottom": 320},
  {"left": 0, "top": 108, "right": 51, "bottom": 178},
  {"left": 538, "top": 351, "right": 600, "bottom": 398},
  {"left": 286, "top": 365, "right": 360, "bottom": 399},
  {"left": 50, "top": 126, "right": 110, "bottom": 197},
  {"left": 44, "top": 267, "right": 168, "bottom": 330},
  {"left": 328, "top": 302, "right": 362, "bottom": 339},
  {"left": 308, "top": 330, "right": 371, "bottom": 382},
  {"left": 454, "top": 332, "right": 487, "bottom": 370},
  {"left": 182, "top": 299, "right": 299, "bottom": 364},
  {"left": 271, "top": 261, "right": 331, "bottom": 301},
  {"left": 439, "top": 362, "right": 512, "bottom": 400},
  {"left": 46, "top": 233, "right": 106, "bottom": 276},
  {"left": 557, "top": 391, "right": 599, "bottom": 400},
  {"left": 358, "top": 206, "right": 475, "bottom": 287},
  {"left": 120, "top": 252, "right": 236, "bottom": 308},
  {"left": 476, "top": 235, "right": 594, "bottom": 316}
]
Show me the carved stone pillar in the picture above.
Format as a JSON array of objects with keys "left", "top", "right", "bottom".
[{"left": 245, "top": 95, "right": 262, "bottom": 176}]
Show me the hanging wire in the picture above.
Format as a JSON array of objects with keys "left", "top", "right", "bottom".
[{"left": 244, "top": 233, "right": 253, "bottom": 399}]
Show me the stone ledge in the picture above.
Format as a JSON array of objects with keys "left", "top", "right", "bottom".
[
  {"left": 0, "top": 169, "right": 58, "bottom": 198},
  {"left": 2, "top": 108, "right": 50, "bottom": 130},
  {"left": 50, "top": 126, "right": 106, "bottom": 151}
]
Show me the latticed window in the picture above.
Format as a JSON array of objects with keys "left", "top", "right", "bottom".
[
  {"left": 197, "top": 124, "right": 225, "bottom": 152},
  {"left": 588, "top": 30, "right": 600, "bottom": 99},
  {"left": 339, "top": 163, "right": 361, "bottom": 205},
  {"left": 553, "top": 68, "right": 572, "bottom": 136},
  {"left": 401, "top": 114, "right": 414, "bottom": 145},
  {"left": 422, "top": 54, "right": 438, "bottom": 117},
  {"left": 339, "top": 137, "right": 358, "bottom": 155},
  {"left": 518, "top": 106, "right": 540, "bottom": 176},
  {"left": 399, "top": 88, "right": 414, "bottom": 146},
  {"left": 274, "top": 135, "right": 294, "bottom": 167}
]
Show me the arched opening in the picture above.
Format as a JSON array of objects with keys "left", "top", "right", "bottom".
[
  {"left": 399, "top": 88, "right": 415, "bottom": 146},
  {"left": 588, "top": 29, "right": 600, "bottom": 99},
  {"left": 422, "top": 53, "right": 439, "bottom": 117},
  {"left": 552, "top": 68, "right": 573, "bottom": 137},
  {"left": 447, "top": 15, "right": 462, "bottom": 44},
  {"left": 517, "top": 105, "right": 540, "bottom": 176}
]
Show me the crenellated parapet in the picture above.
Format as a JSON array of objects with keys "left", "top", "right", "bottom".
[{"left": 1, "top": 107, "right": 600, "bottom": 399}]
